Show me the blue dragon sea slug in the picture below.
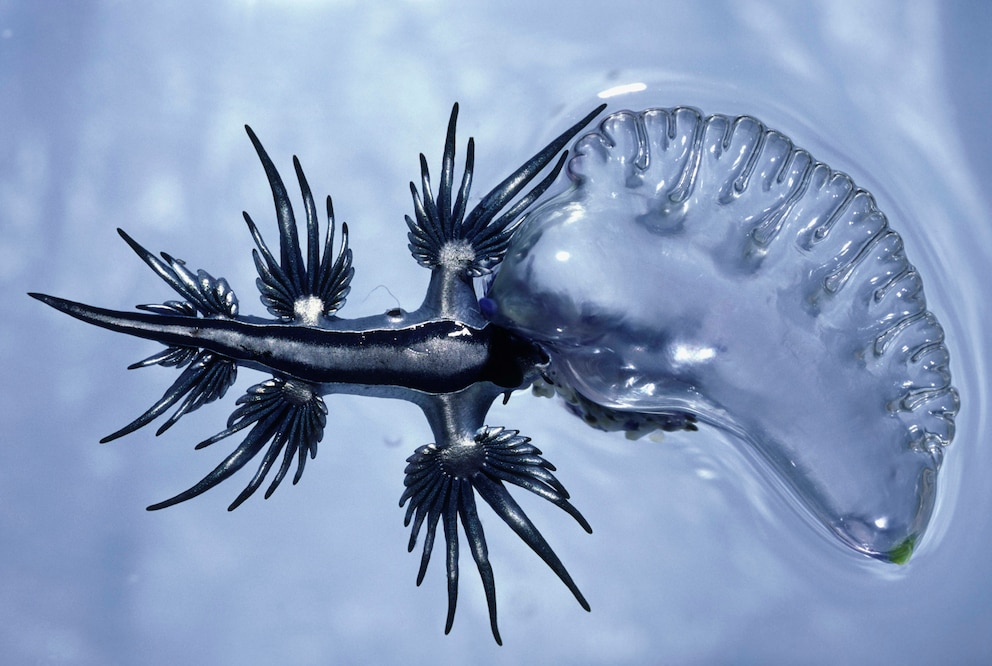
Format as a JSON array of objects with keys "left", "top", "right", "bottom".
[
  {"left": 32, "top": 103, "right": 605, "bottom": 644},
  {"left": 32, "top": 102, "right": 958, "bottom": 643}
]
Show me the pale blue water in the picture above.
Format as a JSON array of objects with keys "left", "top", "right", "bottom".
[{"left": 2, "top": 2, "right": 990, "bottom": 663}]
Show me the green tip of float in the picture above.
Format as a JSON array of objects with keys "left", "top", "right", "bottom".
[{"left": 886, "top": 535, "right": 917, "bottom": 565}]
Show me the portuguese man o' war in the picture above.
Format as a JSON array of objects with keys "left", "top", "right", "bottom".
[
  {"left": 30, "top": 102, "right": 958, "bottom": 644},
  {"left": 484, "top": 107, "right": 959, "bottom": 564}
]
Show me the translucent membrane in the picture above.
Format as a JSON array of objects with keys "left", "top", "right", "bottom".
[{"left": 485, "top": 108, "right": 959, "bottom": 562}]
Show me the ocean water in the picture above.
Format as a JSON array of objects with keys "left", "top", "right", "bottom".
[{"left": 1, "top": 1, "right": 989, "bottom": 663}]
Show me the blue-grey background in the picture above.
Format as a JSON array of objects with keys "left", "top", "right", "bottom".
[{"left": 2, "top": 1, "right": 990, "bottom": 663}]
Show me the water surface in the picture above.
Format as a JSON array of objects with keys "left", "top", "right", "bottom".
[{"left": 1, "top": 2, "right": 989, "bottom": 663}]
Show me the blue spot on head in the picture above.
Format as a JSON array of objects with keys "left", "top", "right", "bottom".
[{"left": 479, "top": 297, "right": 498, "bottom": 319}]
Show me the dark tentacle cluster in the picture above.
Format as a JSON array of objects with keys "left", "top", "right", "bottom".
[
  {"left": 533, "top": 370, "right": 699, "bottom": 439},
  {"left": 401, "top": 426, "right": 591, "bottom": 644},
  {"left": 104, "top": 349, "right": 237, "bottom": 443},
  {"left": 244, "top": 125, "right": 354, "bottom": 322},
  {"left": 101, "top": 231, "right": 239, "bottom": 443},
  {"left": 148, "top": 377, "right": 327, "bottom": 511},
  {"left": 118, "top": 228, "right": 240, "bottom": 319},
  {"left": 406, "top": 103, "right": 605, "bottom": 276}
]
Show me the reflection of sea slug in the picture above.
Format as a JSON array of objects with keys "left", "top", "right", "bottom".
[{"left": 485, "top": 107, "right": 959, "bottom": 564}]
